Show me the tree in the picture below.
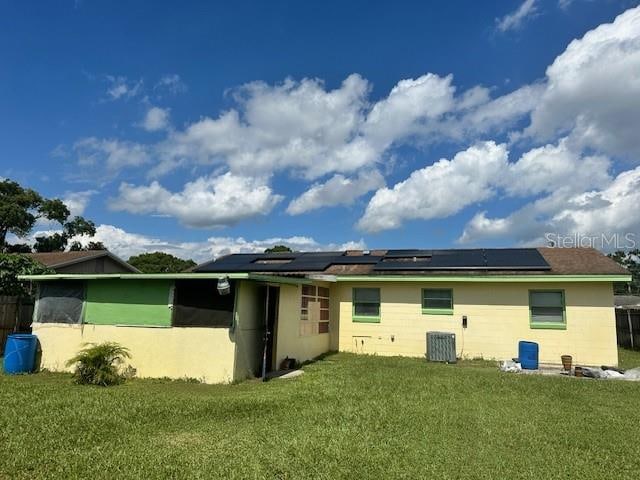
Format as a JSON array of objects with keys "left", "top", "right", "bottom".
[
  {"left": 0, "top": 178, "right": 97, "bottom": 253},
  {"left": 0, "top": 254, "right": 53, "bottom": 297},
  {"left": 609, "top": 249, "right": 640, "bottom": 294},
  {"left": 127, "top": 252, "right": 197, "bottom": 273},
  {"left": 69, "top": 241, "right": 106, "bottom": 251},
  {"left": 264, "top": 245, "right": 293, "bottom": 253}
]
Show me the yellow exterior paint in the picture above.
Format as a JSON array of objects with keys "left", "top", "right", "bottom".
[
  {"left": 32, "top": 323, "right": 237, "bottom": 383},
  {"left": 335, "top": 281, "right": 618, "bottom": 366},
  {"left": 273, "top": 283, "right": 330, "bottom": 369}
]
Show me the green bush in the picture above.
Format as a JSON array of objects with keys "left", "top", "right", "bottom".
[{"left": 66, "top": 342, "right": 132, "bottom": 386}]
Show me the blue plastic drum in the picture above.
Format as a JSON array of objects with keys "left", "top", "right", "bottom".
[
  {"left": 3, "top": 334, "right": 37, "bottom": 374},
  {"left": 519, "top": 341, "right": 539, "bottom": 370}
]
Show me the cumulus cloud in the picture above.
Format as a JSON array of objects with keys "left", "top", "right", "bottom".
[
  {"left": 286, "top": 170, "right": 384, "bottom": 215},
  {"left": 114, "top": 72, "right": 536, "bottom": 181},
  {"left": 358, "top": 142, "right": 509, "bottom": 232},
  {"left": 525, "top": 6, "right": 640, "bottom": 157},
  {"left": 67, "top": 224, "right": 366, "bottom": 262},
  {"left": 141, "top": 106, "right": 170, "bottom": 131},
  {"left": 109, "top": 172, "right": 283, "bottom": 228},
  {"left": 62, "top": 190, "right": 97, "bottom": 217},
  {"left": 496, "top": 0, "right": 539, "bottom": 33}
]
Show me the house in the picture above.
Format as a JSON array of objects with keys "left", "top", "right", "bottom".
[
  {"left": 27, "top": 250, "right": 139, "bottom": 274},
  {"left": 19, "top": 247, "right": 629, "bottom": 383}
]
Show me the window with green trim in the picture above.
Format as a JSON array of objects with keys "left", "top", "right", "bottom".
[
  {"left": 352, "top": 288, "right": 380, "bottom": 322},
  {"left": 529, "top": 290, "right": 565, "bottom": 329},
  {"left": 422, "top": 289, "right": 453, "bottom": 314}
]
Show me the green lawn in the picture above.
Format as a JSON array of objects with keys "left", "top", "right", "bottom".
[{"left": 1, "top": 351, "right": 640, "bottom": 480}]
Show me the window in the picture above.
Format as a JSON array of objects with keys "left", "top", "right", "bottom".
[
  {"left": 529, "top": 290, "right": 566, "bottom": 329},
  {"left": 422, "top": 289, "right": 453, "bottom": 315},
  {"left": 300, "top": 285, "right": 330, "bottom": 335},
  {"left": 352, "top": 288, "right": 380, "bottom": 323},
  {"left": 172, "top": 279, "right": 235, "bottom": 327}
]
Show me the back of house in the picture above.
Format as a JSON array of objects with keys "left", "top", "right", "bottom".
[{"left": 21, "top": 247, "right": 629, "bottom": 383}]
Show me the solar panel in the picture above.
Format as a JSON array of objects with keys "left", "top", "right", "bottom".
[{"left": 196, "top": 248, "right": 550, "bottom": 273}]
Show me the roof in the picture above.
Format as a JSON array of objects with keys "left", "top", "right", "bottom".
[
  {"left": 26, "top": 250, "right": 140, "bottom": 273},
  {"left": 17, "top": 272, "right": 311, "bottom": 285},
  {"left": 615, "top": 295, "right": 640, "bottom": 309},
  {"left": 194, "top": 247, "right": 629, "bottom": 278}
]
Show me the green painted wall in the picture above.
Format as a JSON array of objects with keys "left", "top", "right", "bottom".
[{"left": 84, "top": 279, "right": 173, "bottom": 326}]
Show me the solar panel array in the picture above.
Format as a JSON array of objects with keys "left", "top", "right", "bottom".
[{"left": 195, "top": 248, "right": 550, "bottom": 273}]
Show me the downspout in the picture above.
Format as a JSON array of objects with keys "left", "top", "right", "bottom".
[{"left": 628, "top": 309, "right": 634, "bottom": 350}]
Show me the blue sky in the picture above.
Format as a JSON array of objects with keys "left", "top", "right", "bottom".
[{"left": 2, "top": 0, "right": 640, "bottom": 261}]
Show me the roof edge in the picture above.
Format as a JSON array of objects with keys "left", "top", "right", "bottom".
[{"left": 334, "top": 274, "right": 632, "bottom": 283}]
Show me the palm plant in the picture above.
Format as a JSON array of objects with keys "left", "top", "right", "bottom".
[{"left": 66, "top": 342, "right": 131, "bottom": 386}]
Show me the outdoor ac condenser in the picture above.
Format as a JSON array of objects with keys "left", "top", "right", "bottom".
[{"left": 426, "top": 332, "right": 457, "bottom": 363}]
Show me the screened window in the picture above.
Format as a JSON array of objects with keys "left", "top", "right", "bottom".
[
  {"left": 35, "top": 281, "right": 85, "bottom": 324},
  {"left": 300, "top": 285, "right": 329, "bottom": 336},
  {"left": 172, "top": 279, "right": 235, "bottom": 327},
  {"left": 353, "top": 288, "right": 380, "bottom": 323},
  {"left": 422, "top": 289, "right": 453, "bottom": 315},
  {"left": 529, "top": 290, "right": 565, "bottom": 329}
]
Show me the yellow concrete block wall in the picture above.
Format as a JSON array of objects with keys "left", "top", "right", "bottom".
[{"left": 336, "top": 281, "right": 618, "bottom": 366}]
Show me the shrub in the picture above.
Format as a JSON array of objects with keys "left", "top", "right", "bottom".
[{"left": 66, "top": 342, "right": 132, "bottom": 386}]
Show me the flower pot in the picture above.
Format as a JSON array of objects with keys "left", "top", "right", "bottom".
[{"left": 561, "top": 355, "right": 572, "bottom": 371}]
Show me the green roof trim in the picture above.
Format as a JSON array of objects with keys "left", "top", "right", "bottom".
[
  {"left": 18, "top": 273, "right": 311, "bottom": 285},
  {"left": 334, "top": 274, "right": 631, "bottom": 283}
]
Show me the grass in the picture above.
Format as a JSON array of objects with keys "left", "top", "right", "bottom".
[
  {"left": 1, "top": 351, "right": 640, "bottom": 480},
  {"left": 618, "top": 347, "right": 640, "bottom": 370}
]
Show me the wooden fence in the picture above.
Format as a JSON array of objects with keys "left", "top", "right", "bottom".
[
  {"left": 616, "top": 309, "right": 640, "bottom": 350},
  {"left": 0, "top": 296, "right": 34, "bottom": 355}
]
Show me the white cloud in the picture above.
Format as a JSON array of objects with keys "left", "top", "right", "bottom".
[
  {"left": 458, "top": 164, "right": 640, "bottom": 248},
  {"left": 358, "top": 142, "right": 509, "bottom": 232},
  {"left": 525, "top": 6, "right": 640, "bottom": 157},
  {"left": 286, "top": 170, "right": 384, "bottom": 215},
  {"left": 142, "top": 106, "right": 170, "bottom": 132},
  {"left": 154, "top": 74, "right": 187, "bottom": 95},
  {"left": 62, "top": 190, "right": 96, "bottom": 217},
  {"left": 362, "top": 74, "right": 456, "bottom": 150},
  {"left": 68, "top": 224, "right": 366, "bottom": 262},
  {"left": 496, "top": 0, "right": 539, "bottom": 33},
  {"left": 144, "top": 73, "right": 537, "bottom": 180},
  {"left": 109, "top": 172, "right": 283, "bottom": 228},
  {"left": 73, "top": 137, "right": 150, "bottom": 174},
  {"left": 503, "top": 139, "right": 611, "bottom": 197},
  {"left": 105, "top": 75, "right": 143, "bottom": 101}
]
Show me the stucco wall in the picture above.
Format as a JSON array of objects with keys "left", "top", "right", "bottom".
[
  {"left": 336, "top": 281, "right": 618, "bottom": 366},
  {"left": 273, "top": 283, "right": 331, "bottom": 368},
  {"left": 32, "top": 323, "right": 236, "bottom": 383}
]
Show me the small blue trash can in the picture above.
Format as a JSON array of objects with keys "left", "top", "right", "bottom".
[
  {"left": 3, "top": 334, "right": 38, "bottom": 374},
  {"left": 518, "top": 341, "right": 539, "bottom": 370}
]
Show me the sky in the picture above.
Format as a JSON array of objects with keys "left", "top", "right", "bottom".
[{"left": 1, "top": 0, "right": 640, "bottom": 262}]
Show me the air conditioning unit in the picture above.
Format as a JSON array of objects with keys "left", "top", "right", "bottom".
[{"left": 426, "top": 332, "right": 457, "bottom": 363}]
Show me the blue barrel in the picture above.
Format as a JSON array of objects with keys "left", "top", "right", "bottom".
[
  {"left": 519, "top": 341, "right": 539, "bottom": 370},
  {"left": 3, "top": 334, "right": 38, "bottom": 374}
]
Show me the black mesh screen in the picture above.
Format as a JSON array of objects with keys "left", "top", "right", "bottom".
[
  {"left": 172, "top": 279, "right": 235, "bottom": 327},
  {"left": 35, "top": 281, "right": 85, "bottom": 324}
]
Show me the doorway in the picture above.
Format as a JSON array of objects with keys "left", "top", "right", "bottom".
[{"left": 259, "top": 285, "right": 280, "bottom": 380}]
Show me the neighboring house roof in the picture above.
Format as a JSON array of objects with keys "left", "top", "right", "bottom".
[
  {"left": 26, "top": 250, "right": 140, "bottom": 273},
  {"left": 194, "top": 247, "right": 629, "bottom": 277},
  {"left": 615, "top": 295, "right": 640, "bottom": 309}
]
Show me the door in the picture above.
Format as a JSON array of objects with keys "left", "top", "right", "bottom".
[{"left": 260, "top": 285, "right": 280, "bottom": 380}]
